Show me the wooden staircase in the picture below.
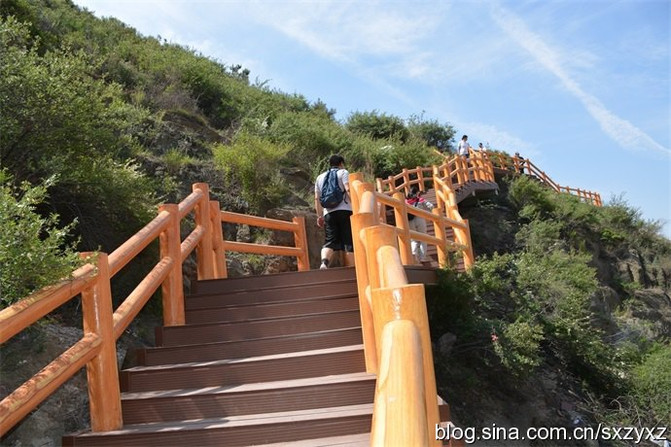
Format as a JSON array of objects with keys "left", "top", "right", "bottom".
[{"left": 62, "top": 266, "right": 445, "bottom": 446}]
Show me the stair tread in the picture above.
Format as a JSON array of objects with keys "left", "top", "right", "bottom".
[
  {"left": 190, "top": 279, "right": 358, "bottom": 298},
  {"left": 69, "top": 403, "right": 374, "bottom": 437},
  {"left": 251, "top": 433, "right": 370, "bottom": 446},
  {"left": 193, "top": 267, "right": 356, "bottom": 295},
  {"left": 125, "top": 344, "right": 365, "bottom": 372},
  {"left": 121, "top": 372, "right": 375, "bottom": 400},
  {"left": 144, "top": 326, "right": 362, "bottom": 352},
  {"left": 186, "top": 292, "right": 359, "bottom": 312},
  {"left": 167, "top": 309, "right": 360, "bottom": 330}
]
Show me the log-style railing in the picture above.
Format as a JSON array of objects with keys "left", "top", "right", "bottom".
[
  {"left": 0, "top": 183, "right": 309, "bottom": 437},
  {"left": 376, "top": 150, "right": 495, "bottom": 197},
  {"left": 350, "top": 174, "right": 440, "bottom": 446},
  {"left": 483, "top": 151, "right": 602, "bottom": 206},
  {"left": 1, "top": 148, "right": 601, "bottom": 443}
]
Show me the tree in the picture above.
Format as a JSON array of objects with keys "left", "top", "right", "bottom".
[
  {"left": 0, "top": 172, "right": 82, "bottom": 307},
  {"left": 345, "top": 110, "right": 409, "bottom": 142},
  {"left": 407, "top": 113, "right": 456, "bottom": 152}
]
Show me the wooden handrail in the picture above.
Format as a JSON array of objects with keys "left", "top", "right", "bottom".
[
  {"left": 214, "top": 210, "right": 310, "bottom": 275},
  {"left": 0, "top": 182, "right": 311, "bottom": 437},
  {"left": 371, "top": 320, "right": 429, "bottom": 446},
  {"left": 350, "top": 177, "right": 442, "bottom": 446},
  {"left": 0, "top": 263, "right": 97, "bottom": 344},
  {"left": 485, "top": 151, "right": 602, "bottom": 205}
]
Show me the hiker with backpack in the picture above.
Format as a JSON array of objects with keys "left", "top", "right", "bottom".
[
  {"left": 314, "top": 154, "right": 354, "bottom": 270},
  {"left": 406, "top": 185, "right": 434, "bottom": 264}
]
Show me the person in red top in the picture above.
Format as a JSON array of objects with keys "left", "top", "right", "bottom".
[{"left": 405, "top": 186, "right": 434, "bottom": 263}]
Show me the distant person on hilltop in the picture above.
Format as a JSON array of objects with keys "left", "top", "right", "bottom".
[
  {"left": 515, "top": 152, "right": 525, "bottom": 174},
  {"left": 458, "top": 135, "right": 471, "bottom": 158}
]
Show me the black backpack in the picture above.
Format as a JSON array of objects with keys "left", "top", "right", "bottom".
[{"left": 320, "top": 168, "right": 345, "bottom": 209}]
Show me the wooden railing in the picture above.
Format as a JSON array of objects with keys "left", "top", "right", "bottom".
[
  {"left": 350, "top": 173, "right": 440, "bottom": 446},
  {"left": 1, "top": 148, "right": 602, "bottom": 443},
  {"left": 484, "top": 151, "right": 602, "bottom": 206},
  {"left": 0, "top": 183, "right": 309, "bottom": 437},
  {"left": 376, "top": 150, "right": 495, "bottom": 197}
]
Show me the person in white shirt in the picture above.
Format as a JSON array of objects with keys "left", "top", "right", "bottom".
[
  {"left": 314, "top": 154, "right": 354, "bottom": 269},
  {"left": 458, "top": 135, "right": 471, "bottom": 158}
]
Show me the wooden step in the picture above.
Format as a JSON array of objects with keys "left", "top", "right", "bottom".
[
  {"left": 136, "top": 327, "right": 363, "bottom": 366},
  {"left": 121, "top": 372, "right": 376, "bottom": 424},
  {"left": 192, "top": 267, "right": 356, "bottom": 295},
  {"left": 62, "top": 404, "right": 373, "bottom": 447},
  {"left": 252, "top": 433, "right": 371, "bottom": 446},
  {"left": 121, "top": 345, "right": 366, "bottom": 392},
  {"left": 404, "top": 265, "right": 438, "bottom": 285},
  {"left": 156, "top": 310, "right": 362, "bottom": 347},
  {"left": 185, "top": 282, "right": 358, "bottom": 309},
  {"left": 186, "top": 295, "right": 359, "bottom": 324}
]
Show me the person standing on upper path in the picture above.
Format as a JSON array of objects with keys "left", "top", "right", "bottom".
[
  {"left": 458, "top": 135, "right": 471, "bottom": 159},
  {"left": 314, "top": 154, "right": 354, "bottom": 270}
]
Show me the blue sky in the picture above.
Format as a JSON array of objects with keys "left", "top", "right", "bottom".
[{"left": 73, "top": 0, "right": 670, "bottom": 238}]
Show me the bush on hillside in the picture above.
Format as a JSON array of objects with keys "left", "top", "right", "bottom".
[
  {"left": 406, "top": 113, "right": 456, "bottom": 152},
  {"left": 345, "top": 110, "right": 409, "bottom": 142},
  {"left": 0, "top": 172, "right": 83, "bottom": 307},
  {"left": 212, "top": 132, "right": 291, "bottom": 213},
  {"left": 632, "top": 344, "right": 671, "bottom": 423}
]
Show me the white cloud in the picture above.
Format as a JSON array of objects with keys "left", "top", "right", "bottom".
[
  {"left": 491, "top": 3, "right": 670, "bottom": 157},
  {"left": 464, "top": 121, "right": 538, "bottom": 158},
  {"left": 246, "top": 2, "right": 443, "bottom": 69}
]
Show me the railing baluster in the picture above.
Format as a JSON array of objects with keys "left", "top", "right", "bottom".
[
  {"left": 192, "top": 183, "right": 215, "bottom": 280},
  {"left": 81, "top": 252, "right": 122, "bottom": 432},
  {"left": 159, "top": 204, "right": 185, "bottom": 326},
  {"left": 209, "top": 200, "right": 227, "bottom": 279}
]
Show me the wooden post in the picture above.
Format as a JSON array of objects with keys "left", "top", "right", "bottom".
[
  {"left": 81, "top": 253, "right": 122, "bottom": 432},
  {"left": 460, "top": 156, "right": 469, "bottom": 185},
  {"left": 393, "top": 191, "right": 414, "bottom": 265},
  {"left": 292, "top": 216, "right": 310, "bottom": 271},
  {"left": 193, "top": 183, "right": 215, "bottom": 280},
  {"left": 363, "top": 225, "right": 399, "bottom": 290},
  {"left": 371, "top": 284, "right": 441, "bottom": 447},
  {"left": 433, "top": 210, "right": 448, "bottom": 268},
  {"left": 350, "top": 174, "right": 379, "bottom": 373},
  {"left": 376, "top": 177, "right": 385, "bottom": 194},
  {"left": 351, "top": 211, "right": 378, "bottom": 373},
  {"left": 462, "top": 219, "right": 475, "bottom": 269},
  {"left": 471, "top": 151, "right": 481, "bottom": 182},
  {"left": 159, "top": 204, "right": 185, "bottom": 326},
  {"left": 402, "top": 168, "right": 410, "bottom": 196},
  {"left": 371, "top": 320, "right": 429, "bottom": 447},
  {"left": 209, "top": 201, "right": 227, "bottom": 279},
  {"left": 417, "top": 166, "right": 425, "bottom": 192}
]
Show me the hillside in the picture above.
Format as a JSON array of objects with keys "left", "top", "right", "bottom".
[
  {"left": 426, "top": 176, "right": 670, "bottom": 445},
  {"left": 1, "top": 1, "right": 670, "bottom": 446}
]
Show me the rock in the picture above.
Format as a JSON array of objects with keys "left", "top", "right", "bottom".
[
  {"left": 236, "top": 224, "right": 252, "bottom": 243},
  {"left": 266, "top": 207, "right": 324, "bottom": 269},
  {"left": 437, "top": 332, "right": 457, "bottom": 357},
  {"left": 225, "top": 257, "right": 246, "bottom": 278}
]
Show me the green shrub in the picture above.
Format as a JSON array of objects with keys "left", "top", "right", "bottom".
[
  {"left": 213, "top": 132, "right": 291, "bottom": 213},
  {"left": 632, "top": 344, "right": 671, "bottom": 422},
  {"left": 266, "top": 111, "right": 352, "bottom": 172},
  {"left": 406, "top": 113, "right": 456, "bottom": 152},
  {"left": 492, "top": 319, "right": 544, "bottom": 376},
  {"left": 0, "top": 172, "right": 83, "bottom": 307},
  {"left": 163, "top": 148, "right": 196, "bottom": 175},
  {"left": 345, "top": 110, "right": 409, "bottom": 142}
]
